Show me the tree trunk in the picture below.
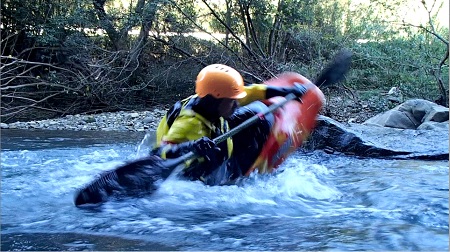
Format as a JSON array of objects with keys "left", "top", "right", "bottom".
[{"left": 92, "top": 0, "right": 128, "bottom": 51}]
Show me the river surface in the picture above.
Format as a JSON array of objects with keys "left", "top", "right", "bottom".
[{"left": 1, "top": 129, "right": 448, "bottom": 251}]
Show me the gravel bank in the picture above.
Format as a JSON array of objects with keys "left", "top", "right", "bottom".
[{"left": 0, "top": 108, "right": 168, "bottom": 132}]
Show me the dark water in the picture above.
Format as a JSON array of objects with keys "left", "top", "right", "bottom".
[{"left": 1, "top": 129, "right": 448, "bottom": 251}]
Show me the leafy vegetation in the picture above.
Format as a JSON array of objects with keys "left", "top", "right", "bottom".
[{"left": 1, "top": 0, "right": 448, "bottom": 123}]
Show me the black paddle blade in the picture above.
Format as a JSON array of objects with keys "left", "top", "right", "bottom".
[
  {"left": 74, "top": 156, "right": 181, "bottom": 206},
  {"left": 315, "top": 49, "right": 353, "bottom": 87}
]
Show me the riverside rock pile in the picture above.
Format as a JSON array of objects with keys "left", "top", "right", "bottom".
[{"left": 0, "top": 108, "right": 168, "bottom": 132}]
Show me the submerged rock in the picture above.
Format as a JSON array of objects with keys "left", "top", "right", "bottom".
[{"left": 304, "top": 116, "right": 448, "bottom": 160}]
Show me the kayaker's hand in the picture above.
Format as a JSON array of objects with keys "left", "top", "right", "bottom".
[
  {"left": 193, "top": 137, "right": 220, "bottom": 161},
  {"left": 291, "top": 82, "right": 308, "bottom": 99}
]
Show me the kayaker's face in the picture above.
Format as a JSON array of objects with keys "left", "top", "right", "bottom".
[{"left": 218, "top": 98, "right": 238, "bottom": 118}]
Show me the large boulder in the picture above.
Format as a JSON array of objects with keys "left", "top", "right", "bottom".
[
  {"left": 363, "top": 99, "right": 449, "bottom": 129},
  {"left": 303, "top": 116, "right": 448, "bottom": 160}
]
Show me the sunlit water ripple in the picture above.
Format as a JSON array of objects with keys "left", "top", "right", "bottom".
[{"left": 1, "top": 129, "right": 448, "bottom": 251}]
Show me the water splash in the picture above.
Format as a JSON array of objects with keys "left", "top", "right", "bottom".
[
  {"left": 135, "top": 132, "right": 154, "bottom": 158},
  {"left": 145, "top": 153, "right": 342, "bottom": 219}
]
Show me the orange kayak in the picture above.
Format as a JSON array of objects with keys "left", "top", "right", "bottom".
[{"left": 245, "top": 72, "right": 325, "bottom": 176}]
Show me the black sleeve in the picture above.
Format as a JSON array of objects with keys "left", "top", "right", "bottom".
[{"left": 265, "top": 86, "right": 293, "bottom": 99}]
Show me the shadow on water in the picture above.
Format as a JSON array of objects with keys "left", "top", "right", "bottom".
[
  {"left": 1, "top": 129, "right": 448, "bottom": 251},
  {"left": 1, "top": 129, "right": 147, "bottom": 151},
  {"left": 1, "top": 232, "right": 178, "bottom": 251}
]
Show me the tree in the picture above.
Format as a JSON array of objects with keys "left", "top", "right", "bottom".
[{"left": 1, "top": 0, "right": 448, "bottom": 123}]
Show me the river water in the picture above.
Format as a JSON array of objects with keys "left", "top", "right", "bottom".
[{"left": 1, "top": 129, "right": 448, "bottom": 251}]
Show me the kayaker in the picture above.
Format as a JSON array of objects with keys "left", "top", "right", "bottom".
[{"left": 151, "top": 64, "right": 308, "bottom": 185}]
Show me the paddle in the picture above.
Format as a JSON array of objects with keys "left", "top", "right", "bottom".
[
  {"left": 315, "top": 49, "right": 352, "bottom": 87},
  {"left": 74, "top": 49, "right": 352, "bottom": 206},
  {"left": 73, "top": 93, "right": 299, "bottom": 206}
]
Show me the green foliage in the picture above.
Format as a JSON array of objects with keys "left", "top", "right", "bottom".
[
  {"left": 155, "top": 0, "right": 197, "bottom": 33},
  {"left": 345, "top": 24, "right": 449, "bottom": 103},
  {"left": 1, "top": 0, "right": 448, "bottom": 122}
]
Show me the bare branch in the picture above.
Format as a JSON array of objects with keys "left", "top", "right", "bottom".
[{"left": 200, "top": 0, "right": 276, "bottom": 77}]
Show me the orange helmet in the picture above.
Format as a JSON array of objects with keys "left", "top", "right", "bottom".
[{"left": 195, "top": 64, "right": 247, "bottom": 99}]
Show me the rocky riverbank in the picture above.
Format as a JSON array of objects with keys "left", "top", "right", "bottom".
[
  {"left": 0, "top": 108, "right": 168, "bottom": 132},
  {"left": 1, "top": 99, "right": 448, "bottom": 160}
]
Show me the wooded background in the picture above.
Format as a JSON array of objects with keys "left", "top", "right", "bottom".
[{"left": 1, "top": 0, "right": 448, "bottom": 123}]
